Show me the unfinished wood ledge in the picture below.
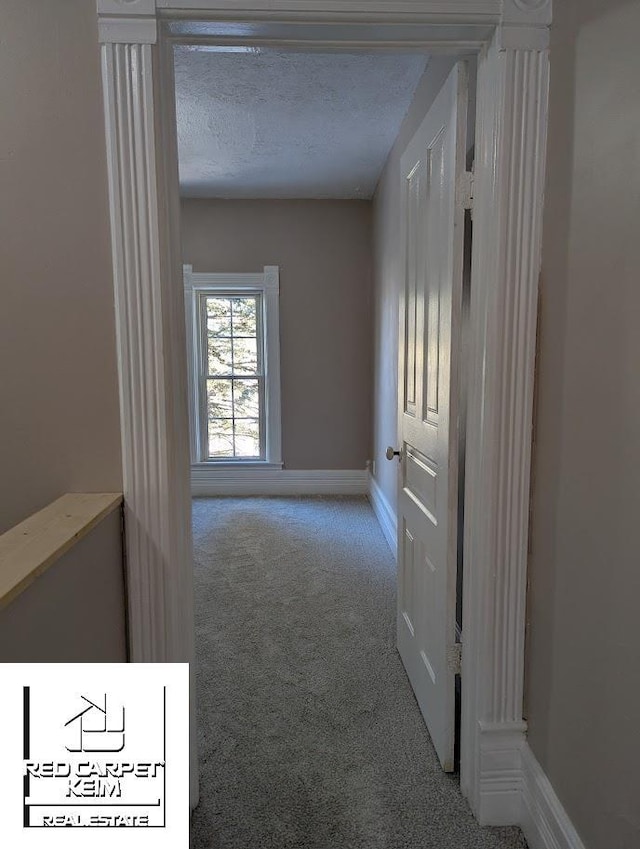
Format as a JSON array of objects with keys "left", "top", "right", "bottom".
[{"left": 0, "top": 493, "right": 123, "bottom": 610}]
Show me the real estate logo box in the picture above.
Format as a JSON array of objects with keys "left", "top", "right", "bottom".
[
  {"left": 0, "top": 663, "right": 189, "bottom": 848},
  {"left": 23, "top": 686, "right": 166, "bottom": 828}
]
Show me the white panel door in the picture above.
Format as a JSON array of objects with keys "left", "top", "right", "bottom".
[{"left": 396, "top": 62, "right": 468, "bottom": 772}]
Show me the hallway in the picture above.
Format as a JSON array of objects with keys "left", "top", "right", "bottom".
[{"left": 190, "top": 496, "right": 527, "bottom": 849}]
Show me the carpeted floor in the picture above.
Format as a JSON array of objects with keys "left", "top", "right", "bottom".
[{"left": 190, "top": 496, "right": 527, "bottom": 849}]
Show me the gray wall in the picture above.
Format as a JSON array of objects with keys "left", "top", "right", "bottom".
[
  {"left": 0, "top": 511, "right": 127, "bottom": 662},
  {"left": 181, "top": 199, "right": 373, "bottom": 470},
  {"left": 526, "top": 2, "right": 640, "bottom": 848},
  {"left": 0, "top": 1, "right": 127, "bottom": 662},
  {"left": 370, "top": 56, "right": 457, "bottom": 510},
  {"left": 0, "top": 0, "right": 123, "bottom": 534}
]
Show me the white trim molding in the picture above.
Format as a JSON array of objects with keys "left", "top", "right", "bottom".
[
  {"left": 97, "top": 0, "right": 157, "bottom": 42},
  {"left": 367, "top": 474, "right": 397, "bottom": 556},
  {"left": 100, "top": 38, "right": 195, "bottom": 667},
  {"left": 183, "top": 265, "right": 283, "bottom": 466},
  {"left": 477, "top": 721, "right": 529, "bottom": 825},
  {"left": 475, "top": 737, "right": 588, "bottom": 849},
  {"left": 98, "top": 18, "right": 198, "bottom": 808},
  {"left": 520, "top": 744, "right": 587, "bottom": 849},
  {"left": 460, "top": 17, "right": 550, "bottom": 825},
  {"left": 96, "top": 0, "right": 552, "bottom": 829},
  {"left": 156, "top": 0, "right": 502, "bottom": 21},
  {"left": 192, "top": 468, "right": 368, "bottom": 496}
]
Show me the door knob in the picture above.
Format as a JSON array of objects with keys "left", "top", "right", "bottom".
[{"left": 386, "top": 446, "right": 402, "bottom": 461}]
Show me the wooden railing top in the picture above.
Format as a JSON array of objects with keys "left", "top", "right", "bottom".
[{"left": 0, "top": 493, "right": 123, "bottom": 610}]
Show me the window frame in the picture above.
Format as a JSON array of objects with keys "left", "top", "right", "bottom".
[{"left": 183, "top": 265, "right": 282, "bottom": 468}]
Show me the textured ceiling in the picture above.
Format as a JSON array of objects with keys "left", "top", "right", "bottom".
[{"left": 174, "top": 47, "right": 429, "bottom": 199}]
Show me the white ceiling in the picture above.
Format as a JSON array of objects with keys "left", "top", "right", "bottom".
[{"left": 174, "top": 47, "right": 429, "bottom": 199}]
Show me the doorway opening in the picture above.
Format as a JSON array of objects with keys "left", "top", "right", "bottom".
[
  {"left": 171, "top": 38, "right": 488, "bottom": 846},
  {"left": 97, "top": 1, "right": 551, "bottom": 835}
]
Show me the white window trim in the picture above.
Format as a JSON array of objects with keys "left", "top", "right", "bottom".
[{"left": 183, "top": 264, "right": 283, "bottom": 469}]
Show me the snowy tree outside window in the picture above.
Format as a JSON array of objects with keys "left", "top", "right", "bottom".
[{"left": 203, "top": 294, "right": 264, "bottom": 459}]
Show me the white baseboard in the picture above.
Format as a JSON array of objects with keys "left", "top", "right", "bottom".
[
  {"left": 191, "top": 468, "right": 368, "bottom": 496},
  {"left": 520, "top": 743, "right": 587, "bottom": 849},
  {"left": 475, "top": 727, "right": 586, "bottom": 849},
  {"left": 367, "top": 473, "right": 397, "bottom": 556}
]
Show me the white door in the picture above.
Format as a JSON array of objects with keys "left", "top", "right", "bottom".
[{"left": 394, "top": 62, "right": 469, "bottom": 772}]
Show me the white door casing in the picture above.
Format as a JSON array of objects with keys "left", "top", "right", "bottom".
[
  {"left": 97, "top": 14, "right": 199, "bottom": 809},
  {"left": 397, "top": 62, "right": 468, "bottom": 772},
  {"left": 95, "top": 0, "right": 551, "bottom": 826}
]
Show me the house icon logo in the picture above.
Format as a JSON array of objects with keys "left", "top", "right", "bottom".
[{"left": 64, "top": 694, "right": 125, "bottom": 754}]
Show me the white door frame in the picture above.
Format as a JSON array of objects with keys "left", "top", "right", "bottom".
[{"left": 95, "top": 0, "right": 551, "bottom": 824}]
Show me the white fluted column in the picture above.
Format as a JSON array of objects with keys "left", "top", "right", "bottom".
[
  {"left": 97, "top": 0, "right": 198, "bottom": 808},
  {"left": 461, "top": 0, "right": 551, "bottom": 824}
]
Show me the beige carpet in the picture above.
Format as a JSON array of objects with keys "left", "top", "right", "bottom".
[{"left": 190, "top": 496, "right": 527, "bottom": 849}]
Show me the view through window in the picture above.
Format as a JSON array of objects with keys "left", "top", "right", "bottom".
[{"left": 203, "top": 294, "right": 264, "bottom": 459}]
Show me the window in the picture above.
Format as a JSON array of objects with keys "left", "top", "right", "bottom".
[
  {"left": 202, "top": 293, "right": 263, "bottom": 459},
  {"left": 184, "top": 266, "right": 282, "bottom": 467}
]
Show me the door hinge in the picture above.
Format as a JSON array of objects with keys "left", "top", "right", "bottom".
[
  {"left": 457, "top": 171, "right": 474, "bottom": 211},
  {"left": 447, "top": 642, "right": 463, "bottom": 675}
]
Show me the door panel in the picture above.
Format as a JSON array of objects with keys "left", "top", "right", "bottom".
[{"left": 396, "top": 62, "right": 468, "bottom": 772}]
